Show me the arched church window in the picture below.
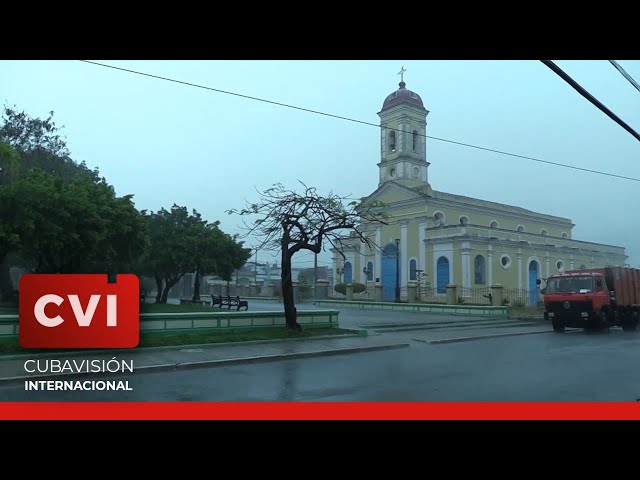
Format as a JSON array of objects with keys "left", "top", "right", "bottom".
[
  {"left": 409, "top": 259, "right": 417, "bottom": 281},
  {"left": 412, "top": 130, "right": 418, "bottom": 152},
  {"left": 389, "top": 131, "right": 396, "bottom": 152},
  {"left": 474, "top": 255, "right": 486, "bottom": 284}
]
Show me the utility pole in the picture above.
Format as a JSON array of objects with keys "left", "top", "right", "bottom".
[
  {"left": 254, "top": 249, "right": 258, "bottom": 284},
  {"left": 314, "top": 252, "right": 318, "bottom": 300}
]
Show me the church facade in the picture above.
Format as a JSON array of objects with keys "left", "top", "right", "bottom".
[{"left": 331, "top": 77, "right": 627, "bottom": 305}]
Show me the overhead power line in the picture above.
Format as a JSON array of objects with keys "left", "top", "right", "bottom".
[
  {"left": 608, "top": 60, "right": 640, "bottom": 94},
  {"left": 541, "top": 60, "right": 640, "bottom": 143},
  {"left": 80, "top": 60, "right": 640, "bottom": 183}
]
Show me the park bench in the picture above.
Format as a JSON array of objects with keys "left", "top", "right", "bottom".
[{"left": 213, "top": 295, "right": 249, "bottom": 311}]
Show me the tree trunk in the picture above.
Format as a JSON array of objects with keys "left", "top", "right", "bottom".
[
  {"left": 281, "top": 244, "right": 301, "bottom": 332},
  {"left": 154, "top": 274, "right": 163, "bottom": 303},
  {"left": 192, "top": 269, "right": 201, "bottom": 302},
  {"left": 0, "top": 253, "right": 14, "bottom": 303},
  {"left": 160, "top": 280, "right": 171, "bottom": 304},
  {"left": 161, "top": 274, "right": 183, "bottom": 304}
]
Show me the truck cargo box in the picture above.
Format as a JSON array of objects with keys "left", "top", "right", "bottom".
[{"left": 566, "top": 266, "right": 640, "bottom": 307}]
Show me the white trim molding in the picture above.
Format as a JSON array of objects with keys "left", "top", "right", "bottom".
[
  {"left": 517, "top": 248, "right": 523, "bottom": 289},
  {"left": 461, "top": 242, "right": 471, "bottom": 295},
  {"left": 433, "top": 211, "right": 446, "bottom": 225},
  {"left": 500, "top": 254, "right": 512, "bottom": 270},
  {"left": 433, "top": 243, "right": 454, "bottom": 286},
  {"left": 400, "top": 222, "right": 408, "bottom": 289},
  {"left": 374, "top": 227, "right": 381, "bottom": 283},
  {"left": 418, "top": 218, "right": 427, "bottom": 273},
  {"left": 545, "top": 252, "right": 550, "bottom": 277},
  {"left": 487, "top": 244, "right": 493, "bottom": 286}
]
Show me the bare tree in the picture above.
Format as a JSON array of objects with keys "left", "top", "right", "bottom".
[{"left": 227, "top": 182, "right": 388, "bottom": 331}]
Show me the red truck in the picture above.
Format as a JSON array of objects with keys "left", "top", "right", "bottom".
[{"left": 539, "top": 266, "right": 640, "bottom": 333}]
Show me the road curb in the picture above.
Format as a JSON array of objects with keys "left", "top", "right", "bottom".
[
  {"left": 0, "top": 332, "right": 366, "bottom": 361},
  {"left": 428, "top": 330, "right": 551, "bottom": 344},
  {"left": 508, "top": 316, "right": 546, "bottom": 322},
  {"left": 0, "top": 343, "right": 409, "bottom": 385}
]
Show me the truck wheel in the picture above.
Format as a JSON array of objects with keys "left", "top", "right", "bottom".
[
  {"left": 598, "top": 311, "right": 610, "bottom": 333},
  {"left": 552, "top": 319, "right": 565, "bottom": 332},
  {"left": 623, "top": 312, "right": 639, "bottom": 332}
]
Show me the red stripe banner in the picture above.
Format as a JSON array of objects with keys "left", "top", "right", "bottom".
[{"left": 1, "top": 402, "right": 639, "bottom": 420}]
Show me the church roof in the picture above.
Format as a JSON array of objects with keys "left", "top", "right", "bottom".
[
  {"left": 428, "top": 189, "right": 572, "bottom": 223},
  {"left": 380, "top": 81, "right": 426, "bottom": 112},
  {"left": 362, "top": 181, "right": 573, "bottom": 224}
]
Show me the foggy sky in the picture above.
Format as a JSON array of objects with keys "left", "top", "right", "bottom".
[{"left": 1, "top": 60, "right": 638, "bottom": 270}]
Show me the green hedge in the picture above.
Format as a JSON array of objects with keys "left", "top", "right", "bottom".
[{"left": 334, "top": 282, "right": 366, "bottom": 295}]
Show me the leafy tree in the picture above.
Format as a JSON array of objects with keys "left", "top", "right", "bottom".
[
  {"left": 140, "top": 205, "right": 251, "bottom": 304},
  {"left": 0, "top": 169, "right": 148, "bottom": 274},
  {"left": 0, "top": 142, "right": 19, "bottom": 186},
  {"left": 0, "top": 107, "right": 105, "bottom": 300},
  {"left": 191, "top": 223, "right": 251, "bottom": 301},
  {"left": 141, "top": 205, "right": 203, "bottom": 304},
  {"left": 0, "top": 105, "right": 100, "bottom": 184},
  {"left": 228, "top": 182, "right": 387, "bottom": 331}
]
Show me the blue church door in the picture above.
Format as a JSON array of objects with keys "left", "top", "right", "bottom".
[
  {"left": 436, "top": 257, "right": 449, "bottom": 294},
  {"left": 529, "top": 261, "right": 539, "bottom": 306},
  {"left": 382, "top": 243, "right": 398, "bottom": 302}
]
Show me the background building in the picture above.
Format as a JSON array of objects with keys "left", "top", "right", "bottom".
[{"left": 331, "top": 77, "right": 627, "bottom": 305}]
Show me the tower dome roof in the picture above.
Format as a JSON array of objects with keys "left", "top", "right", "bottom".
[{"left": 380, "top": 81, "right": 426, "bottom": 112}]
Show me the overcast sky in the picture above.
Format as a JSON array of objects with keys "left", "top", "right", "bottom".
[{"left": 1, "top": 60, "right": 639, "bottom": 271}]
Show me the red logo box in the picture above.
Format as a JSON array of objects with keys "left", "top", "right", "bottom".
[{"left": 19, "top": 274, "right": 140, "bottom": 349}]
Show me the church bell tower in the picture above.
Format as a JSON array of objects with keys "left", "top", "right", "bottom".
[{"left": 377, "top": 67, "right": 430, "bottom": 189}]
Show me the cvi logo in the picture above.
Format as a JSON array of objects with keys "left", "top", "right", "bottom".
[{"left": 19, "top": 274, "right": 140, "bottom": 349}]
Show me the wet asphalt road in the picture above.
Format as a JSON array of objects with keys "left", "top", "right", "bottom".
[{"left": 3, "top": 327, "right": 639, "bottom": 402}]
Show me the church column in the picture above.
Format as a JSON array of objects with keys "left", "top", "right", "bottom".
[
  {"left": 360, "top": 236, "right": 367, "bottom": 284},
  {"left": 590, "top": 255, "right": 594, "bottom": 268},
  {"left": 569, "top": 253, "right": 574, "bottom": 270},
  {"left": 545, "top": 252, "right": 550, "bottom": 277},
  {"left": 487, "top": 244, "right": 493, "bottom": 286},
  {"left": 418, "top": 218, "right": 427, "bottom": 273},
  {"left": 400, "top": 221, "right": 408, "bottom": 291},
  {"left": 375, "top": 227, "right": 381, "bottom": 283},
  {"left": 517, "top": 248, "right": 523, "bottom": 289},
  {"left": 347, "top": 251, "right": 356, "bottom": 281},
  {"left": 461, "top": 242, "right": 471, "bottom": 295}
]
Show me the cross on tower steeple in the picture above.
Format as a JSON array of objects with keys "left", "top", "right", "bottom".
[{"left": 397, "top": 66, "right": 407, "bottom": 85}]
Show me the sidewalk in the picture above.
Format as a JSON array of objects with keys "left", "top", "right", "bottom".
[{"left": 0, "top": 334, "right": 409, "bottom": 383}]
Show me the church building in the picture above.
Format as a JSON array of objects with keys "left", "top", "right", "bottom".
[{"left": 331, "top": 73, "right": 627, "bottom": 305}]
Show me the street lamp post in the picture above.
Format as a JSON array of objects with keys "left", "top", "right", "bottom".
[
  {"left": 363, "top": 265, "right": 371, "bottom": 299},
  {"left": 395, "top": 238, "right": 401, "bottom": 303},
  {"left": 336, "top": 265, "right": 345, "bottom": 284}
]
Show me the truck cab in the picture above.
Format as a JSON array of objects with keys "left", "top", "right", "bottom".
[{"left": 541, "top": 272, "right": 611, "bottom": 332}]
